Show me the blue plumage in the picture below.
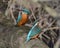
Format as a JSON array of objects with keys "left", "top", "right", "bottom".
[
  {"left": 16, "top": 12, "right": 22, "bottom": 23},
  {"left": 26, "top": 22, "right": 41, "bottom": 42}
]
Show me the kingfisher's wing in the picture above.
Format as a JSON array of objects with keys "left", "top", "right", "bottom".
[
  {"left": 16, "top": 12, "right": 22, "bottom": 23},
  {"left": 26, "top": 22, "right": 41, "bottom": 42}
]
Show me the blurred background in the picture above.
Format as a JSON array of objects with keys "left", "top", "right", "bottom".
[{"left": 0, "top": 0, "right": 60, "bottom": 48}]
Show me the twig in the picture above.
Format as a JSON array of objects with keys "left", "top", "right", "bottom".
[
  {"left": 27, "top": 0, "right": 36, "bottom": 20},
  {"left": 43, "top": 34, "right": 50, "bottom": 40},
  {"left": 10, "top": 9, "right": 17, "bottom": 25},
  {"left": 48, "top": 27, "right": 60, "bottom": 30},
  {"left": 48, "top": 20, "right": 56, "bottom": 27},
  {"left": 51, "top": 30, "right": 57, "bottom": 37},
  {"left": 54, "top": 38, "right": 60, "bottom": 48},
  {"left": 39, "top": 27, "right": 60, "bottom": 37}
]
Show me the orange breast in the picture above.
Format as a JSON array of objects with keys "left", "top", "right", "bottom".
[{"left": 17, "top": 14, "right": 28, "bottom": 26}]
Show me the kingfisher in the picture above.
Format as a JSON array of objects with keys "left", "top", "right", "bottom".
[
  {"left": 26, "top": 22, "right": 41, "bottom": 42},
  {"left": 16, "top": 8, "right": 30, "bottom": 26}
]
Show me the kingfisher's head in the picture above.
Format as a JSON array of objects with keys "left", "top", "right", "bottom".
[{"left": 22, "top": 9, "right": 30, "bottom": 15}]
